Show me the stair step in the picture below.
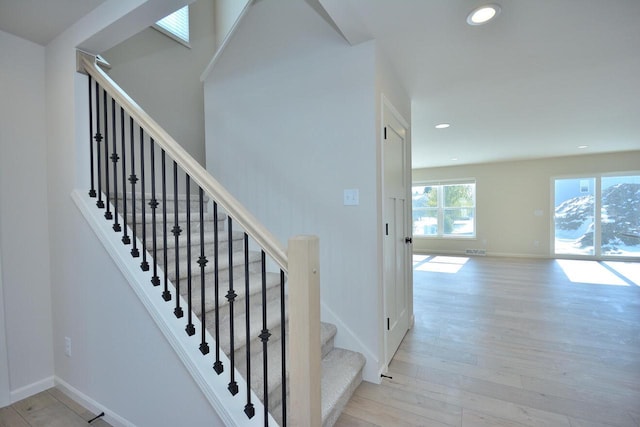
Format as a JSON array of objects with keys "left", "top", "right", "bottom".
[
  {"left": 155, "top": 229, "right": 244, "bottom": 252},
  {"left": 234, "top": 321, "right": 338, "bottom": 415},
  {"left": 206, "top": 295, "right": 284, "bottom": 358},
  {"left": 166, "top": 248, "right": 262, "bottom": 283},
  {"left": 270, "top": 347, "right": 365, "bottom": 426},
  {"left": 320, "top": 348, "right": 365, "bottom": 426},
  {"left": 187, "top": 272, "right": 282, "bottom": 318},
  {"left": 113, "top": 192, "right": 210, "bottom": 213},
  {"left": 161, "top": 234, "right": 246, "bottom": 267},
  {"left": 127, "top": 210, "right": 226, "bottom": 229}
]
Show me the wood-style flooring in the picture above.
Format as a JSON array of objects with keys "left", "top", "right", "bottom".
[
  {"left": 335, "top": 255, "right": 640, "bottom": 427},
  {"left": 0, "top": 388, "right": 110, "bottom": 427}
]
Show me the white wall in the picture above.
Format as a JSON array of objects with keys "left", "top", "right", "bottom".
[
  {"left": 42, "top": 0, "right": 223, "bottom": 423},
  {"left": 213, "top": 0, "right": 251, "bottom": 51},
  {"left": 412, "top": 151, "right": 640, "bottom": 258},
  {"left": 102, "top": 0, "right": 217, "bottom": 166},
  {"left": 0, "top": 30, "right": 54, "bottom": 402},
  {"left": 203, "top": 0, "right": 410, "bottom": 380}
]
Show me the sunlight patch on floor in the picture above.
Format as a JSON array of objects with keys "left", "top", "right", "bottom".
[
  {"left": 414, "top": 255, "right": 470, "bottom": 273},
  {"left": 604, "top": 261, "right": 640, "bottom": 286},
  {"left": 556, "top": 259, "right": 630, "bottom": 286}
]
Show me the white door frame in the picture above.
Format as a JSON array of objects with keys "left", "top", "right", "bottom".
[{"left": 380, "top": 94, "right": 413, "bottom": 367}]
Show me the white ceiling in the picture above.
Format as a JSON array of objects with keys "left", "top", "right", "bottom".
[
  {"left": 2, "top": 0, "right": 639, "bottom": 169},
  {"left": 0, "top": 0, "right": 106, "bottom": 46},
  {"left": 323, "top": 0, "right": 640, "bottom": 168}
]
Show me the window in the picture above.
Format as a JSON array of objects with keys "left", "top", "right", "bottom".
[
  {"left": 412, "top": 181, "right": 476, "bottom": 238},
  {"left": 554, "top": 174, "right": 640, "bottom": 258},
  {"left": 154, "top": 6, "right": 190, "bottom": 46}
]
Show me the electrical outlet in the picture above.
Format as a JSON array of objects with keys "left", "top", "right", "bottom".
[{"left": 64, "top": 337, "right": 71, "bottom": 357}]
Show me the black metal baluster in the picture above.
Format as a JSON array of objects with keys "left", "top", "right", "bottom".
[
  {"left": 186, "top": 176, "right": 195, "bottom": 336},
  {"left": 244, "top": 233, "right": 255, "bottom": 419},
  {"left": 280, "top": 269, "right": 287, "bottom": 427},
  {"left": 103, "top": 90, "right": 112, "bottom": 220},
  {"left": 120, "top": 108, "right": 130, "bottom": 244},
  {"left": 95, "top": 83, "right": 104, "bottom": 209},
  {"left": 88, "top": 76, "right": 96, "bottom": 198},
  {"left": 111, "top": 98, "right": 121, "bottom": 232},
  {"left": 212, "top": 202, "right": 224, "bottom": 374},
  {"left": 260, "top": 251, "right": 272, "bottom": 423},
  {"left": 198, "top": 188, "right": 209, "bottom": 355},
  {"left": 162, "top": 150, "right": 171, "bottom": 302},
  {"left": 150, "top": 139, "right": 159, "bottom": 286},
  {"left": 173, "top": 161, "right": 183, "bottom": 319},
  {"left": 139, "top": 128, "right": 149, "bottom": 271},
  {"left": 129, "top": 118, "right": 139, "bottom": 258},
  {"left": 227, "top": 217, "right": 238, "bottom": 395}
]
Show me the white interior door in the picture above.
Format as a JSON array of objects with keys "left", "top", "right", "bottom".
[{"left": 383, "top": 100, "right": 411, "bottom": 365}]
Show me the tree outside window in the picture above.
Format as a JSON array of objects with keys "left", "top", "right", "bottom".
[{"left": 412, "top": 181, "right": 476, "bottom": 237}]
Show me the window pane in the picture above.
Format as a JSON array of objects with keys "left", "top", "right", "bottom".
[
  {"left": 156, "top": 6, "right": 189, "bottom": 43},
  {"left": 444, "top": 184, "right": 474, "bottom": 207},
  {"left": 554, "top": 178, "right": 595, "bottom": 255},
  {"left": 444, "top": 208, "right": 475, "bottom": 236},
  {"left": 601, "top": 175, "right": 640, "bottom": 256},
  {"left": 412, "top": 186, "right": 438, "bottom": 236}
]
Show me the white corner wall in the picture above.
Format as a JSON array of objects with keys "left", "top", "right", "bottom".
[
  {"left": 41, "top": 0, "right": 223, "bottom": 424},
  {"left": 204, "top": 0, "right": 384, "bottom": 380},
  {"left": 0, "top": 29, "right": 54, "bottom": 402},
  {"left": 412, "top": 151, "right": 640, "bottom": 258}
]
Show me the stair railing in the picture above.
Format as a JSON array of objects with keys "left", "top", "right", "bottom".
[{"left": 77, "top": 51, "right": 320, "bottom": 426}]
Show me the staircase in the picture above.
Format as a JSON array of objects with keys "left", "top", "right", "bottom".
[{"left": 115, "top": 189, "right": 364, "bottom": 425}]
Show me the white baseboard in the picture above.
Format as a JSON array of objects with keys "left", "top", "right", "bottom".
[
  {"left": 414, "top": 249, "right": 550, "bottom": 259},
  {"left": 10, "top": 376, "right": 55, "bottom": 404},
  {"left": 54, "top": 378, "right": 135, "bottom": 427}
]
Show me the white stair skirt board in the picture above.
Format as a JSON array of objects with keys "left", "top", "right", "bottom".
[{"left": 74, "top": 189, "right": 365, "bottom": 426}]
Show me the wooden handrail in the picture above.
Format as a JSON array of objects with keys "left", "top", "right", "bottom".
[{"left": 78, "top": 52, "right": 288, "bottom": 272}]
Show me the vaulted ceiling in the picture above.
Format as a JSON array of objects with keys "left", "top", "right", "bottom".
[{"left": 2, "top": 0, "right": 639, "bottom": 169}]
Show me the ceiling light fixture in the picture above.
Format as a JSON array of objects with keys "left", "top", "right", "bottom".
[
  {"left": 578, "top": 145, "right": 589, "bottom": 149},
  {"left": 467, "top": 4, "right": 501, "bottom": 25},
  {"left": 435, "top": 123, "right": 450, "bottom": 129}
]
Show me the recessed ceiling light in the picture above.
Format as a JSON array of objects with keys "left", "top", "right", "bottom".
[
  {"left": 451, "top": 157, "right": 459, "bottom": 161},
  {"left": 435, "top": 123, "right": 450, "bottom": 129},
  {"left": 467, "top": 4, "right": 501, "bottom": 25},
  {"left": 578, "top": 145, "right": 589, "bottom": 149}
]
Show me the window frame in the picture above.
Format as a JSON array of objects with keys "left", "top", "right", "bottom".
[
  {"left": 153, "top": 5, "right": 191, "bottom": 48},
  {"left": 551, "top": 171, "right": 640, "bottom": 260},
  {"left": 412, "top": 179, "right": 477, "bottom": 239}
]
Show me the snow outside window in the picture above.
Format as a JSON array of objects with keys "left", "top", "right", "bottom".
[
  {"left": 412, "top": 181, "right": 476, "bottom": 238},
  {"left": 554, "top": 174, "right": 640, "bottom": 257}
]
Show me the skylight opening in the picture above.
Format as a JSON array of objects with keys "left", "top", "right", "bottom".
[{"left": 154, "top": 6, "right": 190, "bottom": 47}]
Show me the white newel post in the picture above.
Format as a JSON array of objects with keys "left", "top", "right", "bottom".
[{"left": 288, "top": 235, "right": 321, "bottom": 427}]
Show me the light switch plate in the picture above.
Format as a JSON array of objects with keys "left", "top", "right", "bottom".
[{"left": 344, "top": 189, "right": 359, "bottom": 206}]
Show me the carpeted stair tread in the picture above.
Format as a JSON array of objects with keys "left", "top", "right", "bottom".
[
  {"left": 206, "top": 296, "right": 285, "bottom": 357},
  {"left": 320, "top": 348, "right": 366, "bottom": 427},
  {"left": 188, "top": 272, "right": 282, "bottom": 316},
  {"left": 154, "top": 229, "right": 244, "bottom": 251},
  {"left": 235, "top": 321, "right": 340, "bottom": 412},
  {"left": 165, "top": 248, "right": 262, "bottom": 282}
]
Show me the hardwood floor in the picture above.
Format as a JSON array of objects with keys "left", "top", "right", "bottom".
[{"left": 335, "top": 255, "right": 640, "bottom": 427}]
